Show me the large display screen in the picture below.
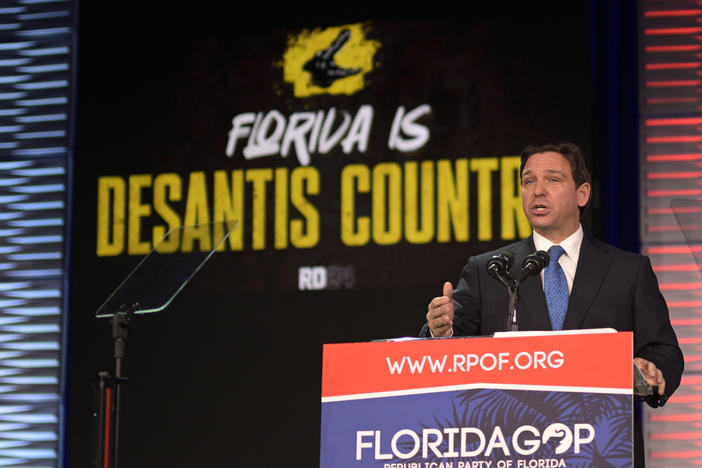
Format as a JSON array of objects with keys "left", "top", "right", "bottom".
[{"left": 70, "top": 4, "right": 592, "bottom": 466}]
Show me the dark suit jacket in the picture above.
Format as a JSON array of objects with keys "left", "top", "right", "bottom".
[{"left": 422, "top": 235, "right": 684, "bottom": 467}]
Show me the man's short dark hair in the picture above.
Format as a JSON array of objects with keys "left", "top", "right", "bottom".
[{"left": 520, "top": 141, "right": 592, "bottom": 215}]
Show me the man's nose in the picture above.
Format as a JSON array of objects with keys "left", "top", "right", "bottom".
[{"left": 533, "top": 179, "right": 546, "bottom": 195}]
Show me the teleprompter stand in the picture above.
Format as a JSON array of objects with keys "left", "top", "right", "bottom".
[{"left": 91, "top": 220, "right": 237, "bottom": 468}]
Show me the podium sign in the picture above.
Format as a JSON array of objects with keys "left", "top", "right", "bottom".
[{"left": 320, "top": 331, "right": 633, "bottom": 468}]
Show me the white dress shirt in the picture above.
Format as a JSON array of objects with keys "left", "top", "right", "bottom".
[{"left": 532, "top": 224, "right": 584, "bottom": 293}]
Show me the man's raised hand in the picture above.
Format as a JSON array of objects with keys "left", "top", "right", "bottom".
[{"left": 426, "top": 282, "right": 455, "bottom": 337}]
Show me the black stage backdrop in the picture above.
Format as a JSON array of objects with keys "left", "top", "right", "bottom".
[{"left": 70, "top": 2, "right": 593, "bottom": 466}]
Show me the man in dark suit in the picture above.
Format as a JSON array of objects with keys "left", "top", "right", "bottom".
[{"left": 423, "top": 142, "right": 683, "bottom": 467}]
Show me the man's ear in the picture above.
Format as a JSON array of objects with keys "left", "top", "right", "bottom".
[{"left": 577, "top": 182, "right": 591, "bottom": 208}]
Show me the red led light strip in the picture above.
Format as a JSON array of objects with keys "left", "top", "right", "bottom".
[
  {"left": 647, "top": 136, "right": 702, "bottom": 143},
  {"left": 646, "top": 118, "right": 702, "bottom": 126},
  {"left": 647, "top": 171, "right": 702, "bottom": 178},
  {"left": 645, "top": 10, "right": 702, "bottom": 18},
  {"left": 646, "top": 98, "right": 701, "bottom": 104},
  {"left": 647, "top": 80, "right": 702, "bottom": 87},
  {"left": 642, "top": 1, "right": 702, "bottom": 464},
  {"left": 646, "top": 62, "right": 702, "bottom": 70},
  {"left": 646, "top": 45, "right": 702, "bottom": 52},
  {"left": 645, "top": 27, "right": 702, "bottom": 35}
]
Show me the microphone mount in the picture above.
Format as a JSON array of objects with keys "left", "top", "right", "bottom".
[{"left": 485, "top": 250, "right": 550, "bottom": 332}]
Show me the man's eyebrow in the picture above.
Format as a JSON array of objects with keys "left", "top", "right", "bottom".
[
  {"left": 544, "top": 169, "right": 567, "bottom": 176},
  {"left": 521, "top": 168, "right": 567, "bottom": 177}
]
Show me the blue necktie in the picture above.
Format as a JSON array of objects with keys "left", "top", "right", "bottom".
[{"left": 545, "top": 245, "right": 569, "bottom": 330}]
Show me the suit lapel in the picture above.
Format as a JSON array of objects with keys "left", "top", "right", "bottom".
[
  {"left": 508, "top": 237, "right": 552, "bottom": 330},
  {"left": 563, "top": 236, "right": 612, "bottom": 329}
]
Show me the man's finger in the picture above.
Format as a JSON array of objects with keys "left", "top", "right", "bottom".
[
  {"left": 658, "top": 376, "right": 666, "bottom": 396},
  {"left": 429, "top": 296, "right": 450, "bottom": 309},
  {"left": 431, "top": 324, "right": 451, "bottom": 337},
  {"left": 648, "top": 361, "right": 657, "bottom": 377},
  {"left": 426, "top": 306, "right": 445, "bottom": 321},
  {"left": 431, "top": 315, "right": 451, "bottom": 328},
  {"left": 443, "top": 281, "right": 453, "bottom": 299},
  {"left": 428, "top": 314, "right": 451, "bottom": 335}
]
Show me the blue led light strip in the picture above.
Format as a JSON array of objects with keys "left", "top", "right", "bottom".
[{"left": 0, "top": 1, "right": 74, "bottom": 467}]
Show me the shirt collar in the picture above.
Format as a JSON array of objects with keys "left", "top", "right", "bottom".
[{"left": 532, "top": 225, "right": 583, "bottom": 263}]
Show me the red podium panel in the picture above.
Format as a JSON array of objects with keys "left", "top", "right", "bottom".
[{"left": 320, "top": 330, "right": 633, "bottom": 468}]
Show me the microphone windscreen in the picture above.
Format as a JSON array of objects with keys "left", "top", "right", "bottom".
[
  {"left": 487, "top": 251, "right": 513, "bottom": 273},
  {"left": 520, "top": 250, "right": 550, "bottom": 279},
  {"left": 535, "top": 250, "right": 549, "bottom": 268},
  {"left": 486, "top": 250, "right": 515, "bottom": 288},
  {"left": 498, "top": 250, "right": 515, "bottom": 269}
]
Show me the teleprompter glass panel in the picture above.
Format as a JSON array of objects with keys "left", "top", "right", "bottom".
[{"left": 95, "top": 220, "right": 237, "bottom": 318}]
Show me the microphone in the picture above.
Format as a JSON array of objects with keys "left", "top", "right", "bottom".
[
  {"left": 487, "top": 250, "right": 515, "bottom": 288},
  {"left": 517, "top": 250, "right": 550, "bottom": 282}
]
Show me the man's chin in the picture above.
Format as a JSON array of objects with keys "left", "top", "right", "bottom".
[{"left": 527, "top": 217, "right": 552, "bottom": 230}]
